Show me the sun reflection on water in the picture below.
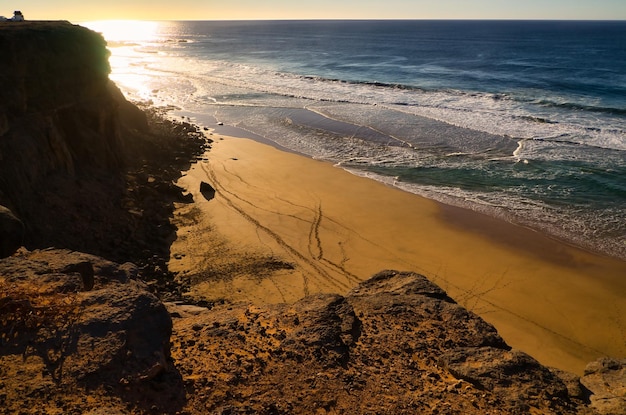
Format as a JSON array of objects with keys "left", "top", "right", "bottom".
[{"left": 82, "top": 20, "right": 164, "bottom": 102}]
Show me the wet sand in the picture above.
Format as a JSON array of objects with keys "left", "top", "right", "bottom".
[{"left": 170, "top": 135, "right": 626, "bottom": 375}]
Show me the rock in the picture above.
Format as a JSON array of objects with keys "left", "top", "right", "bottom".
[
  {"left": 72, "top": 281, "right": 172, "bottom": 384},
  {"left": 0, "top": 205, "right": 24, "bottom": 258},
  {"left": 551, "top": 367, "right": 591, "bottom": 401},
  {"left": 169, "top": 270, "right": 584, "bottom": 414},
  {"left": 581, "top": 357, "right": 626, "bottom": 415},
  {"left": 165, "top": 302, "right": 212, "bottom": 317},
  {"left": 179, "top": 192, "right": 194, "bottom": 203},
  {"left": 0, "top": 249, "right": 172, "bottom": 387},
  {"left": 282, "top": 294, "right": 360, "bottom": 367},
  {"left": 200, "top": 181, "right": 216, "bottom": 201},
  {"left": 348, "top": 269, "right": 453, "bottom": 302},
  {"left": 439, "top": 347, "right": 568, "bottom": 408},
  {"left": 348, "top": 270, "right": 509, "bottom": 350}
]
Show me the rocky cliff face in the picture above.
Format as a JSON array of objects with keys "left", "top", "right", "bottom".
[
  {"left": 0, "top": 21, "right": 133, "bottom": 256},
  {"left": 0, "top": 21, "right": 206, "bottom": 265},
  {"left": 0, "top": 22, "right": 124, "bottom": 193}
]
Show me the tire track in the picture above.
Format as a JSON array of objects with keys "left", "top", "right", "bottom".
[
  {"left": 201, "top": 163, "right": 353, "bottom": 294},
  {"left": 433, "top": 270, "right": 607, "bottom": 356},
  {"left": 308, "top": 203, "right": 323, "bottom": 260}
]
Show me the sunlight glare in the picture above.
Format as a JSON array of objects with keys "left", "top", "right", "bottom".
[
  {"left": 82, "top": 21, "right": 163, "bottom": 103},
  {"left": 83, "top": 20, "right": 160, "bottom": 43}
]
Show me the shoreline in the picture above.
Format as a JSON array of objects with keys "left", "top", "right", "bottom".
[
  {"left": 178, "top": 108, "right": 625, "bottom": 263},
  {"left": 169, "top": 133, "right": 626, "bottom": 375}
]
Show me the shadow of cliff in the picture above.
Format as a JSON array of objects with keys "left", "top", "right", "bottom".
[{"left": 3, "top": 98, "right": 209, "bottom": 299}]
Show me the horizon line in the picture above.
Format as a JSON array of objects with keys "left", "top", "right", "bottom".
[{"left": 77, "top": 17, "right": 626, "bottom": 23}]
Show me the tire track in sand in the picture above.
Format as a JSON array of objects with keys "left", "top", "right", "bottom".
[{"left": 200, "top": 162, "right": 354, "bottom": 295}]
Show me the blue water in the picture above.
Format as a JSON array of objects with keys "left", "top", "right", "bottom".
[{"left": 86, "top": 20, "right": 626, "bottom": 259}]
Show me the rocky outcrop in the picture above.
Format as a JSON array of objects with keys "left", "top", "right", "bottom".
[
  {"left": 0, "top": 255, "right": 616, "bottom": 415},
  {"left": 0, "top": 21, "right": 134, "bottom": 255},
  {"left": 0, "top": 22, "right": 124, "bottom": 192},
  {"left": 0, "top": 248, "right": 179, "bottom": 414},
  {"left": 581, "top": 358, "right": 626, "bottom": 415},
  {"left": 168, "top": 270, "right": 591, "bottom": 414}
]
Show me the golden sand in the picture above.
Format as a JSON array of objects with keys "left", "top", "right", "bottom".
[{"left": 169, "top": 135, "right": 626, "bottom": 375}]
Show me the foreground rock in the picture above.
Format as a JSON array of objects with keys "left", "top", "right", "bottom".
[
  {"left": 2, "top": 252, "right": 617, "bottom": 415},
  {"left": 581, "top": 358, "right": 626, "bottom": 415},
  {"left": 169, "top": 270, "right": 595, "bottom": 415},
  {"left": 0, "top": 249, "right": 181, "bottom": 414}
]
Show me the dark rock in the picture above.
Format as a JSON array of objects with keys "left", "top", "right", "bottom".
[
  {"left": 0, "top": 248, "right": 172, "bottom": 386},
  {"left": 580, "top": 357, "right": 626, "bottom": 415},
  {"left": 75, "top": 282, "right": 172, "bottom": 384},
  {"left": 439, "top": 347, "right": 568, "bottom": 404},
  {"left": 551, "top": 367, "right": 591, "bottom": 402},
  {"left": 0, "top": 205, "right": 24, "bottom": 257},
  {"left": 179, "top": 192, "right": 194, "bottom": 203},
  {"left": 200, "top": 181, "right": 216, "bottom": 201}
]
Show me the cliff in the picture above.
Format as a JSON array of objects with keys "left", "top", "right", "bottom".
[
  {"left": 0, "top": 21, "right": 206, "bottom": 269},
  {"left": 0, "top": 21, "right": 123, "bottom": 191}
]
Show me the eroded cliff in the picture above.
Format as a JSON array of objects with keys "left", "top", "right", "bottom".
[
  {"left": 0, "top": 21, "right": 206, "bottom": 266},
  {"left": 0, "top": 21, "right": 122, "bottom": 188}
]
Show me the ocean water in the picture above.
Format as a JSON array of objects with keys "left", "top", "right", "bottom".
[{"left": 85, "top": 20, "right": 626, "bottom": 260}]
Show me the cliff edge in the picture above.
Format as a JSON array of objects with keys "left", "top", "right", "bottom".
[{"left": 3, "top": 258, "right": 623, "bottom": 414}]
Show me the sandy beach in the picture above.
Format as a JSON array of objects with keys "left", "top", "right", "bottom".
[{"left": 169, "top": 134, "right": 626, "bottom": 375}]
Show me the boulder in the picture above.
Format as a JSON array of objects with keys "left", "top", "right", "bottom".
[
  {"left": 0, "top": 249, "right": 172, "bottom": 386},
  {"left": 439, "top": 347, "right": 568, "bottom": 411},
  {"left": 200, "top": 181, "right": 216, "bottom": 201},
  {"left": 581, "top": 357, "right": 626, "bottom": 415}
]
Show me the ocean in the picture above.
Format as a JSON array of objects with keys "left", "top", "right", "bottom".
[{"left": 85, "top": 20, "right": 626, "bottom": 260}]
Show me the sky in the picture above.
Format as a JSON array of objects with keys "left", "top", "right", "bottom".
[{"left": 6, "top": 0, "right": 626, "bottom": 22}]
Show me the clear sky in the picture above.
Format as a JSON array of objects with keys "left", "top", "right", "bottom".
[{"left": 6, "top": 0, "right": 626, "bottom": 22}]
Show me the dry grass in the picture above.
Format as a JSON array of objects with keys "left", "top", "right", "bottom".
[{"left": 0, "top": 279, "right": 80, "bottom": 350}]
